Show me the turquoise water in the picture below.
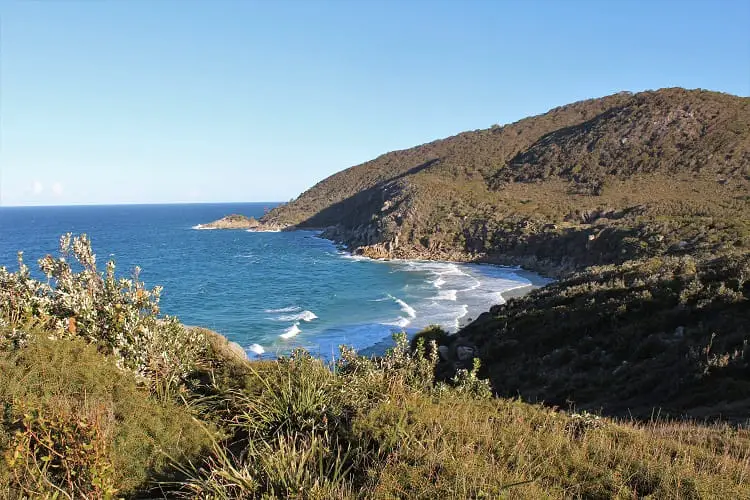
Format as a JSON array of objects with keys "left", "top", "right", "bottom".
[{"left": 0, "top": 203, "right": 537, "bottom": 358}]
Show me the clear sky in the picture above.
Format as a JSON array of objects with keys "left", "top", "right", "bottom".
[{"left": 1, "top": 0, "right": 748, "bottom": 206}]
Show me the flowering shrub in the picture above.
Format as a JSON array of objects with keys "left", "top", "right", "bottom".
[{"left": 0, "top": 234, "right": 206, "bottom": 381}]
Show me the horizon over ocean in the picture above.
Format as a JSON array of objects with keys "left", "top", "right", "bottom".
[{"left": 0, "top": 202, "right": 543, "bottom": 358}]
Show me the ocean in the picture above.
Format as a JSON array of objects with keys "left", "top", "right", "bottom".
[{"left": 0, "top": 203, "right": 542, "bottom": 358}]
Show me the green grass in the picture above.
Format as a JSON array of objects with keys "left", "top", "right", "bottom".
[
  {"left": 176, "top": 341, "right": 750, "bottom": 499},
  {"left": 0, "top": 331, "right": 212, "bottom": 498},
  {"left": 1, "top": 326, "right": 749, "bottom": 498}
]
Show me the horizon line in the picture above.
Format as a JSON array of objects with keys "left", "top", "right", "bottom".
[{"left": 0, "top": 200, "right": 284, "bottom": 209}]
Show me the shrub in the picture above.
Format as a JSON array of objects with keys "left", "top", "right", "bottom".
[
  {"left": 3, "top": 400, "right": 117, "bottom": 499},
  {"left": 0, "top": 234, "right": 207, "bottom": 383},
  {"left": 0, "top": 333, "right": 212, "bottom": 497}
]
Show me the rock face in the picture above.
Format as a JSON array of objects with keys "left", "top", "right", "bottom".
[{"left": 197, "top": 214, "right": 288, "bottom": 231}]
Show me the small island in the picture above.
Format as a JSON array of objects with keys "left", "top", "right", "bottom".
[{"left": 195, "top": 214, "right": 261, "bottom": 230}]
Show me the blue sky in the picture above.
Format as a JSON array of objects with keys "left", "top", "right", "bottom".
[{"left": 1, "top": 0, "right": 748, "bottom": 206}]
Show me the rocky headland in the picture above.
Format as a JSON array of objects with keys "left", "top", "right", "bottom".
[
  {"left": 195, "top": 214, "right": 260, "bottom": 230},
  {"left": 196, "top": 214, "right": 287, "bottom": 231},
  {"left": 258, "top": 87, "right": 750, "bottom": 419}
]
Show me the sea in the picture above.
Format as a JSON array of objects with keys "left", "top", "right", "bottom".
[{"left": 0, "top": 203, "right": 543, "bottom": 359}]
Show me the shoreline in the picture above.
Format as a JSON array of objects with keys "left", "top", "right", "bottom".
[{"left": 195, "top": 224, "right": 554, "bottom": 359}]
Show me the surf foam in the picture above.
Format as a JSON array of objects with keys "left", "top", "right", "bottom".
[
  {"left": 249, "top": 343, "right": 265, "bottom": 355},
  {"left": 277, "top": 310, "right": 318, "bottom": 322},
  {"left": 265, "top": 306, "right": 301, "bottom": 313},
  {"left": 388, "top": 294, "right": 416, "bottom": 318},
  {"left": 280, "top": 322, "right": 302, "bottom": 339},
  {"left": 436, "top": 289, "right": 458, "bottom": 301}
]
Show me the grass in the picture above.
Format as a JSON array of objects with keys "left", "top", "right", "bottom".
[
  {"left": 1, "top": 323, "right": 749, "bottom": 498},
  {"left": 0, "top": 330, "right": 212, "bottom": 498}
]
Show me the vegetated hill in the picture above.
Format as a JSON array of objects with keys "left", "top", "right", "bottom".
[
  {"left": 262, "top": 87, "right": 750, "bottom": 418},
  {"left": 262, "top": 87, "right": 750, "bottom": 272}
]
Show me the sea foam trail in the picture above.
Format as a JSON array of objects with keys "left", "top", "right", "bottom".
[
  {"left": 454, "top": 305, "right": 470, "bottom": 330},
  {"left": 436, "top": 289, "right": 458, "bottom": 301},
  {"left": 280, "top": 322, "right": 302, "bottom": 339},
  {"left": 341, "top": 253, "right": 369, "bottom": 262},
  {"left": 191, "top": 224, "right": 217, "bottom": 230},
  {"left": 385, "top": 317, "right": 411, "bottom": 329},
  {"left": 277, "top": 310, "right": 318, "bottom": 322},
  {"left": 388, "top": 294, "right": 416, "bottom": 318},
  {"left": 432, "top": 277, "right": 447, "bottom": 287},
  {"left": 265, "top": 306, "right": 300, "bottom": 313}
]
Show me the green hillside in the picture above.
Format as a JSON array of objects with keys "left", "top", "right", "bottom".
[
  {"left": 261, "top": 87, "right": 750, "bottom": 417},
  {"left": 262, "top": 88, "right": 749, "bottom": 272},
  {"left": 2, "top": 87, "right": 750, "bottom": 497}
]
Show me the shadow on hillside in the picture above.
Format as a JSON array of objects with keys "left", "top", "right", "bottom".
[
  {"left": 295, "top": 158, "right": 441, "bottom": 229},
  {"left": 456, "top": 253, "right": 750, "bottom": 422},
  {"left": 487, "top": 105, "right": 630, "bottom": 189}
]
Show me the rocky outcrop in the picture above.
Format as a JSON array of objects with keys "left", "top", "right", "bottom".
[
  {"left": 196, "top": 214, "right": 260, "bottom": 230},
  {"left": 196, "top": 214, "right": 289, "bottom": 231}
]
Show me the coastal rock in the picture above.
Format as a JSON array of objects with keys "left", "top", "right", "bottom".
[
  {"left": 197, "top": 214, "right": 260, "bottom": 230},
  {"left": 196, "top": 214, "right": 289, "bottom": 231},
  {"left": 434, "top": 337, "right": 479, "bottom": 380},
  {"left": 456, "top": 344, "right": 476, "bottom": 362},
  {"left": 226, "top": 341, "right": 249, "bottom": 360}
]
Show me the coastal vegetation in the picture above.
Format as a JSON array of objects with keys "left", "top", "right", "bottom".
[
  {"left": 259, "top": 87, "right": 750, "bottom": 417},
  {"left": 2, "top": 87, "right": 750, "bottom": 497},
  {"left": 2, "top": 235, "right": 749, "bottom": 498}
]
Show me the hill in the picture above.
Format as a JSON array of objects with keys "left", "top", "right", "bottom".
[
  {"left": 261, "top": 88, "right": 750, "bottom": 418},
  {"left": 261, "top": 88, "right": 749, "bottom": 272}
]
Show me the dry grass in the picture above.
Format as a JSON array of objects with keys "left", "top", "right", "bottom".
[{"left": 358, "top": 393, "right": 750, "bottom": 499}]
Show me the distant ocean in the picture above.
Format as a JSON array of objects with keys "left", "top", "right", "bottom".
[{"left": 0, "top": 203, "right": 542, "bottom": 358}]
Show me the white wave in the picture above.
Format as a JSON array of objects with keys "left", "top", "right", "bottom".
[
  {"left": 277, "top": 310, "right": 318, "bottom": 322},
  {"left": 432, "top": 277, "right": 447, "bottom": 287},
  {"left": 384, "top": 317, "right": 411, "bottom": 329},
  {"left": 436, "top": 289, "right": 458, "bottom": 301},
  {"left": 460, "top": 274, "right": 482, "bottom": 292},
  {"left": 191, "top": 224, "right": 217, "bottom": 230},
  {"left": 454, "top": 304, "right": 470, "bottom": 330},
  {"left": 249, "top": 343, "right": 265, "bottom": 355},
  {"left": 265, "top": 306, "right": 300, "bottom": 313},
  {"left": 388, "top": 294, "right": 416, "bottom": 318},
  {"left": 280, "top": 322, "right": 301, "bottom": 339},
  {"left": 341, "top": 253, "right": 369, "bottom": 262}
]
